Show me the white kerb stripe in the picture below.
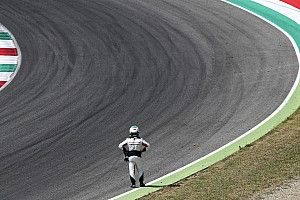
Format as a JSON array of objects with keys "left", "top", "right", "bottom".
[
  {"left": 266, "top": 0, "right": 300, "bottom": 11},
  {"left": 0, "top": 72, "right": 14, "bottom": 81},
  {"left": 253, "top": 0, "right": 300, "bottom": 25},
  {"left": 0, "top": 40, "right": 15, "bottom": 48},
  {"left": 0, "top": 26, "right": 7, "bottom": 32},
  {"left": 0, "top": 56, "right": 18, "bottom": 64}
]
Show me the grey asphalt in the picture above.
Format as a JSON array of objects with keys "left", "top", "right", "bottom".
[{"left": 0, "top": 0, "right": 298, "bottom": 199}]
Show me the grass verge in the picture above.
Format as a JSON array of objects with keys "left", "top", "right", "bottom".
[{"left": 140, "top": 108, "right": 300, "bottom": 200}]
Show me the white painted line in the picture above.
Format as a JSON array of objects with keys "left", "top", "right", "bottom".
[
  {"left": 110, "top": 1, "right": 300, "bottom": 199},
  {"left": 253, "top": 0, "right": 300, "bottom": 24},
  {"left": 0, "top": 72, "right": 14, "bottom": 81},
  {"left": 0, "top": 40, "right": 15, "bottom": 48},
  {"left": 0, "top": 56, "right": 18, "bottom": 64},
  {"left": 0, "top": 26, "right": 7, "bottom": 32},
  {"left": 271, "top": 0, "right": 300, "bottom": 11}
]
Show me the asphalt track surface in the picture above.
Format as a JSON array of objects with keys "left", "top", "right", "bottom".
[{"left": 0, "top": 0, "right": 298, "bottom": 199}]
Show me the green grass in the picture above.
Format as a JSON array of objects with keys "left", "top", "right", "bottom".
[{"left": 140, "top": 108, "right": 300, "bottom": 200}]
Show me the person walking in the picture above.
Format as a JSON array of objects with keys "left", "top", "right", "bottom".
[{"left": 118, "top": 125, "right": 150, "bottom": 188}]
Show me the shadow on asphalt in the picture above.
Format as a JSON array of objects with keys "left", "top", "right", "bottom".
[{"left": 144, "top": 184, "right": 181, "bottom": 188}]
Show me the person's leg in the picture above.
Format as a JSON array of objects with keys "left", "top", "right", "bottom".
[
  {"left": 135, "top": 157, "right": 145, "bottom": 187},
  {"left": 128, "top": 157, "right": 136, "bottom": 187}
]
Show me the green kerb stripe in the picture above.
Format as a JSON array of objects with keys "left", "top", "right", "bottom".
[
  {"left": 0, "top": 32, "right": 12, "bottom": 40},
  {"left": 0, "top": 64, "right": 17, "bottom": 72}
]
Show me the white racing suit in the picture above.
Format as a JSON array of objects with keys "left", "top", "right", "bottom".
[{"left": 118, "top": 137, "right": 150, "bottom": 186}]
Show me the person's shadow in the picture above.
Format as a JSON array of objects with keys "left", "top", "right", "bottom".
[{"left": 143, "top": 184, "right": 181, "bottom": 188}]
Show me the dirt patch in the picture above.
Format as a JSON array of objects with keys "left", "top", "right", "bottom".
[{"left": 250, "top": 178, "right": 300, "bottom": 200}]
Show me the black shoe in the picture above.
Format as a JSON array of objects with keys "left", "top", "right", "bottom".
[
  {"left": 139, "top": 174, "right": 145, "bottom": 187},
  {"left": 140, "top": 183, "right": 145, "bottom": 187},
  {"left": 130, "top": 176, "right": 136, "bottom": 188}
]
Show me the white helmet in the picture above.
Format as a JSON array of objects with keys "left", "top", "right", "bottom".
[{"left": 129, "top": 125, "right": 139, "bottom": 137}]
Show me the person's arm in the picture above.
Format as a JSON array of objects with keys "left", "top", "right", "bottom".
[
  {"left": 142, "top": 139, "right": 150, "bottom": 148},
  {"left": 119, "top": 139, "right": 129, "bottom": 161},
  {"left": 142, "top": 139, "right": 150, "bottom": 152},
  {"left": 118, "top": 139, "right": 128, "bottom": 150},
  {"left": 123, "top": 146, "right": 129, "bottom": 161}
]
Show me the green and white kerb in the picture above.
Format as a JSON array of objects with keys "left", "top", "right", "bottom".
[{"left": 0, "top": 24, "right": 20, "bottom": 89}]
